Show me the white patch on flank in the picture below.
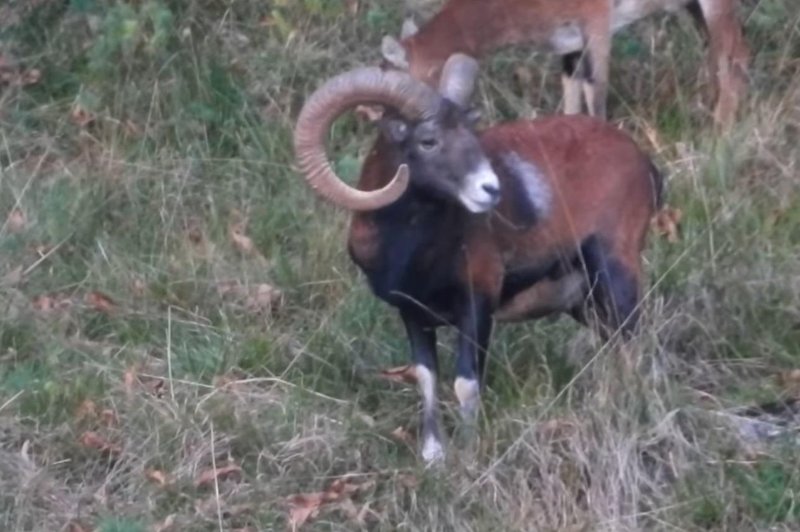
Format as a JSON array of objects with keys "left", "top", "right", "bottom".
[
  {"left": 548, "top": 22, "right": 584, "bottom": 54},
  {"left": 422, "top": 435, "right": 445, "bottom": 465},
  {"left": 501, "top": 152, "right": 552, "bottom": 217},
  {"left": 458, "top": 160, "right": 500, "bottom": 213}
]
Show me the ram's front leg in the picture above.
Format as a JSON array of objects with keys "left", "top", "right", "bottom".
[
  {"left": 454, "top": 293, "right": 493, "bottom": 429},
  {"left": 400, "top": 309, "right": 444, "bottom": 465}
]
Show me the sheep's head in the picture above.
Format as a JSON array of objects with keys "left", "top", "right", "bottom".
[{"left": 293, "top": 54, "right": 500, "bottom": 213}]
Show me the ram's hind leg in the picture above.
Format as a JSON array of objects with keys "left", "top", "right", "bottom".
[
  {"left": 561, "top": 51, "right": 588, "bottom": 115},
  {"left": 579, "top": 236, "right": 641, "bottom": 339}
]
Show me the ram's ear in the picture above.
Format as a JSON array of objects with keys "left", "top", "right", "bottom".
[
  {"left": 378, "top": 117, "right": 410, "bottom": 144},
  {"left": 400, "top": 17, "right": 419, "bottom": 39},
  {"left": 381, "top": 36, "right": 409, "bottom": 70}
]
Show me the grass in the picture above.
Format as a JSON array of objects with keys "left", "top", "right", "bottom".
[{"left": 1, "top": 0, "right": 800, "bottom": 530}]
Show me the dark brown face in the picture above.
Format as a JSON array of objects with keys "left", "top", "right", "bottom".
[{"left": 379, "top": 101, "right": 501, "bottom": 213}]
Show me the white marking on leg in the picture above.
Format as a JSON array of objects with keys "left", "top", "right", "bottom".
[
  {"left": 416, "top": 364, "right": 444, "bottom": 464},
  {"left": 582, "top": 81, "right": 597, "bottom": 116},
  {"left": 421, "top": 435, "right": 445, "bottom": 465},
  {"left": 454, "top": 376, "right": 480, "bottom": 422},
  {"left": 562, "top": 74, "right": 583, "bottom": 115}
]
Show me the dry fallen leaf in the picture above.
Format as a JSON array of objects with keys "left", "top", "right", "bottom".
[
  {"left": 345, "top": 0, "right": 359, "bottom": 15},
  {"left": 379, "top": 365, "right": 418, "bottom": 385},
  {"left": 287, "top": 492, "right": 324, "bottom": 528},
  {"left": 286, "top": 476, "right": 371, "bottom": 528},
  {"left": 228, "top": 221, "right": 255, "bottom": 255},
  {"left": 65, "top": 520, "right": 92, "bottom": 532},
  {"left": 145, "top": 468, "right": 171, "bottom": 487},
  {"left": 85, "top": 291, "right": 115, "bottom": 313},
  {"left": 776, "top": 369, "right": 800, "bottom": 395},
  {"left": 396, "top": 472, "right": 419, "bottom": 490},
  {"left": 100, "top": 408, "right": 118, "bottom": 426},
  {"left": 31, "top": 293, "right": 73, "bottom": 313},
  {"left": 538, "top": 418, "right": 576, "bottom": 438},
  {"left": 123, "top": 366, "right": 138, "bottom": 396},
  {"left": 152, "top": 514, "right": 176, "bottom": 532},
  {"left": 389, "top": 426, "right": 415, "bottom": 445},
  {"left": 131, "top": 277, "right": 147, "bottom": 297},
  {"left": 244, "top": 283, "right": 283, "bottom": 313},
  {"left": 75, "top": 399, "right": 98, "bottom": 421},
  {"left": 195, "top": 461, "right": 242, "bottom": 488},
  {"left": 20, "top": 68, "right": 41, "bottom": 86},
  {"left": 70, "top": 104, "right": 95, "bottom": 128},
  {"left": 651, "top": 206, "right": 682, "bottom": 243},
  {"left": 6, "top": 207, "right": 26, "bottom": 233},
  {"left": 514, "top": 65, "right": 533, "bottom": 86},
  {"left": 79, "top": 431, "right": 122, "bottom": 455}
]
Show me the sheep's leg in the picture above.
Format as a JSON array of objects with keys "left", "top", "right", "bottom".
[
  {"left": 583, "top": 23, "right": 612, "bottom": 120},
  {"left": 561, "top": 51, "right": 587, "bottom": 115},
  {"left": 401, "top": 310, "right": 444, "bottom": 465},
  {"left": 579, "top": 236, "right": 641, "bottom": 339},
  {"left": 454, "top": 294, "right": 493, "bottom": 429},
  {"left": 689, "top": 0, "right": 750, "bottom": 129}
]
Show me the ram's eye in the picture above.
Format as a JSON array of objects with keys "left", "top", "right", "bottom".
[{"left": 419, "top": 138, "right": 439, "bottom": 151}]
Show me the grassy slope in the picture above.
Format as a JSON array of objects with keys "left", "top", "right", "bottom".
[{"left": 1, "top": 0, "right": 799, "bottom": 530}]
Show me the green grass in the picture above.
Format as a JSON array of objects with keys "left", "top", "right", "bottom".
[{"left": 1, "top": 0, "right": 800, "bottom": 530}]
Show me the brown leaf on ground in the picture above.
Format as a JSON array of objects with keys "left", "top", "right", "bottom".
[
  {"left": 378, "top": 365, "right": 418, "bottom": 385},
  {"left": 145, "top": 468, "right": 171, "bottom": 487},
  {"left": 228, "top": 221, "right": 255, "bottom": 255},
  {"left": 287, "top": 476, "right": 373, "bottom": 528},
  {"left": 70, "top": 104, "right": 95, "bottom": 128},
  {"left": 194, "top": 461, "right": 242, "bottom": 488},
  {"left": 131, "top": 277, "right": 147, "bottom": 297},
  {"left": 151, "top": 514, "right": 176, "bottom": 532},
  {"left": 396, "top": 472, "right": 419, "bottom": 490},
  {"left": 65, "top": 520, "right": 92, "bottom": 532},
  {"left": 345, "top": 0, "right": 359, "bottom": 15},
  {"left": 650, "top": 206, "right": 682, "bottom": 243},
  {"left": 389, "top": 426, "right": 415, "bottom": 445},
  {"left": 31, "top": 293, "right": 73, "bottom": 313},
  {"left": 776, "top": 369, "right": 800, "bottom": 395},
  {"left": 287, "top": 492, "right": 324, "bottom": 528},
  {"left": 354, "top": 104, "right": 384, "bottom": 123},
  {"left": 20, "top": 68, "right": 41, "bottom": 86},
  {"left": 79, "top": 431, "right": 122, "bottom": 455},
  {"left": 85, "top": 291, "right": 115, "bottom": 313},
  {"left": 100, "top": 409, "right": 118, "bottom": 426},
  {"left": 6, "top": 207, "right": 26, "bottom": 233},
  {"left": 146, "top": 378, "right": 166, "bottom": 398},
  {"left": 514, "top": 65, "right": 533, "bottom": 86},
  {"left": 538, "top": 418, "right": 576, "bottom": 439},
  {"left": 244, "top": 283, "right": 283, "bottom": 313},
  {"left": 123, "top": 366, "right": 138, "bottom": 396},
  {"left": 74, "top": 399, "right": 98, "bottom": 421}
]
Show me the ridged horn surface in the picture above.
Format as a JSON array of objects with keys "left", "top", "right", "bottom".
[{"left": 294, "top": 67, "right": 441, "bottom": 211}]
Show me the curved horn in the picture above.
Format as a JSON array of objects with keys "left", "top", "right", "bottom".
[
  {"left": 294, "top": 67, "right": 440, "bottom": 211},
  {"left": 438, "top": 53, "right": 480, "bottom": 106}
]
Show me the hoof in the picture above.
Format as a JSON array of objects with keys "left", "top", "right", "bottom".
[{"left": 421, "top": 435, "right": 445, "bottom": 466}]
